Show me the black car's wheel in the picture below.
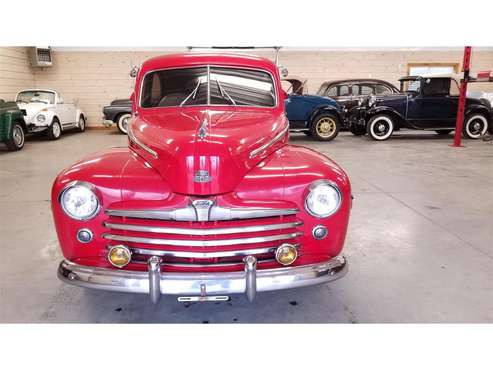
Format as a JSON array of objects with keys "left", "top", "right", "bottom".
[
  {"left": 117, "top": 113, "right": 131, "bottom": 134},
  {"left": 435, "top": 130, "right": 453, "bottom": 135},
  {"left": 310, "top": 113, "right": 340, "bottom": 141},
  {"left": 77, "top": 116, "right": 86, "bottom": 132},
  {"left": 463, "top": 113, "right": 489, "bottom": 139},
  {"left": 47, "top": 118, "right": 62, "bottom": 140},
  {"left": 5, "top": 122, "right": 25, "bottom": 151},
  {"left": 349, "top": 124, "right": 366, "bottom": 136},
  {"left": 367, "top": 114, "right": 394, "bottom": 141}
]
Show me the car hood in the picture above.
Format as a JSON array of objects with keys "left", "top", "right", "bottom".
[
  {"left": 130, "top": 108, "right": 288, "bottom": 195},
  {"left": 16, "top": 102, "right": 53, "bottom": 122},
  {"left": 289, "top": 94, "right": 340, "bottom": 108}
]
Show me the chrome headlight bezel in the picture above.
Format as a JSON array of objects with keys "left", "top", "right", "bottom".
[
  {"left": 304, "top": 179, "right": 342, "bottom": 218},
  {"left": 368, "top": 95, "right": 377, "bottom": 107},
  {"left": 59, "top": 181, "right": 101, "bottom": 221},
  {"left": 36, "top": 114, "right": 46, "bottom": 123}
]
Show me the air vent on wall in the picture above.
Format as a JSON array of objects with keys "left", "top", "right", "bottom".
[{"left": 28, "top": 47, "right": 53, "bottom": 67}]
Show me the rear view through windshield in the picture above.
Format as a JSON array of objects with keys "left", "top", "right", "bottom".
[{"left": 140, "top": 66, "right": 276, "bottom": 108}]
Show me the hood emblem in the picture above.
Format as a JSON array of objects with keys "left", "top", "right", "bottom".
[
  {"left": 198, "top": 118, "right": 208, "bottom": 140},
  {"left": 194, "top": 169, "right": 211, "bottom": 183},
  {"left": 191, "top": 199, "right": 214, "bottom": 221}
]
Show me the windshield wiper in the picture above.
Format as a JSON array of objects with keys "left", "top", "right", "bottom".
[
  {"left": 215, "top": 78, "right": 236, "bottom": 106},
  {"left": 180, "top": 80, "right": 202, "bottom": 107}
]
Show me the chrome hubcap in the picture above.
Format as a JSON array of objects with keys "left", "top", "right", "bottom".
[
  {"left": 378, "top": 124, "right": 386, "bottom": 132},
  {"left": 53, "top": 123, "right": 60, "bottom": 136},
  {"left": 13, "top": 126, "right": 23, "bottom": 146}
]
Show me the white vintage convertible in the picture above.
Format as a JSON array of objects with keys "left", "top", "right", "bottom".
[{"left": 16, "top": 89, "right": 86, "bottom": 139}]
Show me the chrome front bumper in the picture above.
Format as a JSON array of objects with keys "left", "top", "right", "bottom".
[{"left": 57, "top": 255, "right": 347, "bottom": 304}]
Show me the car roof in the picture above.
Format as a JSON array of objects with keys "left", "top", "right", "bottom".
[
  {"left": 139, "top": 53, "right": 278, "bottom": 76},
  {"left": 321, "top": 79, "right": 396, "bottom": 86},
  {"left": 399, "top": 74, "right": 461, "bottom": 83},
  {"left": 17, "top": 89, "right": 58, "bottom": 95}
]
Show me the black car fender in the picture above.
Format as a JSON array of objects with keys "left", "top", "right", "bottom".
[
  {"left": 465, "top": 104, "right": 492, "bottom": 124},
  {"left": 365, "top": 106, "right": 406, "bottom": 126},
  {"left": 309, "top": 105, "right": 343, "bottom": 125}
]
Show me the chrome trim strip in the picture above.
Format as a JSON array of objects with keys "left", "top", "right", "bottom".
[
  {"left": 249, "top": 124, "right": 289, "bottom": 158},
  {"left": 102, "top": 232, "right": 302, "bottom": 247},
  {"left": 126, "top": 245, "right": 299, "bottom": 259},
  {"left": 153, "top": 259, "right": 276, "bottom": 268},
  {"left": 57, "top": 256, "right": 348, "bottom": 297},
  {"left": 106, "top": 206, "right": 299, "bottom": 221},
  {"left": 127, "top": 121, "right": 158, "bottom": 159},
  {"left": 103, "top": 221, "right": 302, "bottom": 236}
]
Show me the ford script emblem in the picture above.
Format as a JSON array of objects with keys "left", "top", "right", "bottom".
[{"left": 194, "top": 169, "right": 211, "bottom": 183}]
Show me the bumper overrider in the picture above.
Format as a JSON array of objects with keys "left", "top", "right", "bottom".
[{"left": 58, "top": 255, "right": 347, "bottom": 304}]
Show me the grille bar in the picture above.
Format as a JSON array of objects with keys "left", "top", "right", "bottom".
[
  {"left": 103, "top": 220, "right": 302, "bottom": 236},
  {"left": 102, "top": 232, "right": 302, "bottom": 247}
]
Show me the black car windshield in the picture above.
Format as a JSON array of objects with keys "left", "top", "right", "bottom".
[
  {"left": 16, "top": 90, "right": 55, "bottom": 104},
  {"left": 140, "top": 66, "right": 276, "bottom": 108},
  {"left": 400, "top": 79, "right": 421, "bottom": 94}
]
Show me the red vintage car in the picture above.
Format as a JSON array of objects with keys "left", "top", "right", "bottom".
[{"left": 52, "top": 53, "right": 351, "bottom": 304}]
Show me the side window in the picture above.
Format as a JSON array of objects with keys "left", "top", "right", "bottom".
[
  {"left": 326, "top": 86, "right": 337, "bottom": 97},
  {"left": 339, "top": 85, "right": 350, "bottom": 97},
  {"left": 450, "top": 79, "right": 460, "bottom": 96},
  {"left": 360, "top": 85, "right": 374, "bottom": 95},
  {"left": 351, "top": 85, "right": 360, "bottom": 95},
  {"left": 375, "top": 84, "right": 391, "bottom": 95},
  {"left": 422, "top": 78, "right": 450, "bottom": 97}
]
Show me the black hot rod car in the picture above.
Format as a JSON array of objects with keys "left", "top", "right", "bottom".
[{"left": 348, "top": 75, "right": 492, "bottom": 140}]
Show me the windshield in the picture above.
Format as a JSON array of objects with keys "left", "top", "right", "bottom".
[
  {"left": 317, "top": 83, "right": 328, "bottom": 95},
  {"left": 16, "top": 91, "right": 55, "bottom": 104},
  {"left": 400, "top": 79, "right": 421, "bottom": 94},
  {"left": 140, "top": 66, "right": 276, "bottom": 108}
]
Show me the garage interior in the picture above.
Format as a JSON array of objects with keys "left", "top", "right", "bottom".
[{"left": 0, "top": 47, "right": 492, "bottom": 323}]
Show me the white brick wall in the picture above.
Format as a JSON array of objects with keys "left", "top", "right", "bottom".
[
  {"left": 1, "top": 47, "right": 492, "bottom": 126},
  {"left": 0, "top": 47, "right": 36, "bottom": 100}
]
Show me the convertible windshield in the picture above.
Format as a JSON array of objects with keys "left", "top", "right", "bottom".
[
  {"left": 16, "top": 90, "right": 55, "bottom": 104},
  {"left": 400, "top": 79, "right": 421, "bottom": 94},
  {"left": 141, "top": 66, "right": 276, "bottom": 108}
]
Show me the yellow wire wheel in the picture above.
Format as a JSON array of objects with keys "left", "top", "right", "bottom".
[{"left": 311, "top": 114, "right": 339, "bottom": 141}]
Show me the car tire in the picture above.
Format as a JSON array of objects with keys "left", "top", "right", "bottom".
[
  {"left": 367, "top": 114, "right": 394, "bottom": 141},
  {"left": 5, "top": 122, "right": 25, "bottom": 151},
  {"left": 77, "top": 116, "right": 86, "bottom": 132},
  {"left": 47, "top": 118, "right": 62, "bottom": 140},
  {"left": 435, "top": 130, "right": 453, "bottom": 135},
  {"left": 310, "top": 113, "right": 340, "bottom": 141},
  {"left": 117, "top": 113, "right": 131, "bottom": 134},
  {"left": 349, "top": 124, "right": 366, "bottom": 136},
  {"left": 463, "top": 113, "right": 489, "bottom": 139}
]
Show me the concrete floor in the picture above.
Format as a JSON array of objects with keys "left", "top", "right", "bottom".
[{"left": 0, "top": 129, "right": 492, "bottom": 323}]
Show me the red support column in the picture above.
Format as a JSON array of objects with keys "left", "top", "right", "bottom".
[{"left": 451, "top": 46, "right": 471, "bottom": 147}]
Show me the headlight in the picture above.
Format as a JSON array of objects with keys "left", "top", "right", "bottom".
[
  {"left": 37, "top": 114, "right": 46, "bottom": 123},
  {"left": 59, "top": 181, "right": 100, "bottom": 220},
  {"left": 305, "top": 180, "right": 342, "bottom": 218},
  {"left": 368, "top": 95, "right": 377, "bottom": 107}
]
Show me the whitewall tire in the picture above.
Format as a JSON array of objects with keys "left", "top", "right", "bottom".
[
  {"left": 117, "top": 113, "right": 131, "bottom": 135},
  {"left": 464, "top": 114, "right": 488, "bottom": 139},
  {"left": 367, "top": 115, "right": 394, "bottom": 141}
]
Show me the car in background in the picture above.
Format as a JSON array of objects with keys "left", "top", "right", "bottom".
[
  {"left": 102, "top": 98, "right": 132, "bottom": 134},
  {"left": 349, "top": 75, "right": 492, "bottom": 140},
  {"left": 16, "top": 89, "right": 86, "bottom": 140},
  {"left": 0, "top": 99, "right": 26, "bottom": 151},
  {"left": 317, "top": 79, "right": 399, "bottom": 115},
  {"left": 53, "top": 53, "right": 351, "bottom": 304},
  {"left": 283, "top": 75, "right": 344, "bottom": 141}
]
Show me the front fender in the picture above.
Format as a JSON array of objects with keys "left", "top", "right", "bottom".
[
  {"left": 465, "top": 104, "right": 492, "bottom": 123},
  {"left": 309, "top": 105, "right": 343, "bottom": 124},
  {"left": 26, "top": 108, "right": 56, "bottom": 127},
  {"left": 366, "top": 106, "right": 406, "bottom": 123}
]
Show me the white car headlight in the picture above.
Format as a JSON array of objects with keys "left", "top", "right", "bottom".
[
  {"left": 37, "top": 114, "right": 46, "bottom": 123},
  {"left": 305, "top": 180, "right": 342, "bottom": 218},
  {"left": 60, "top": 181, "right": 100, "bottom": 220},
  {"left": 368, "top": 95, "right": 377, "bottom": 107}
]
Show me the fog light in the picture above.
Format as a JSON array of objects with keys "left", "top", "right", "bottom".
[
  {"left": 108, "top": 245, "right": 131, "bottom": 268},
  {"left": 76, "top": 228, "right": 93, "bottom": 243},
  {"left": 275, "top": 244, "right": 298, "bottom": 266},
  {"left": 312, "top": 225, "right": 328, "bottom": 240}
]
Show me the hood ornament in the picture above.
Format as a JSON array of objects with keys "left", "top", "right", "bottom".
[{"left": 198, "top": 118, "right": 208, "bottom": 140}]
